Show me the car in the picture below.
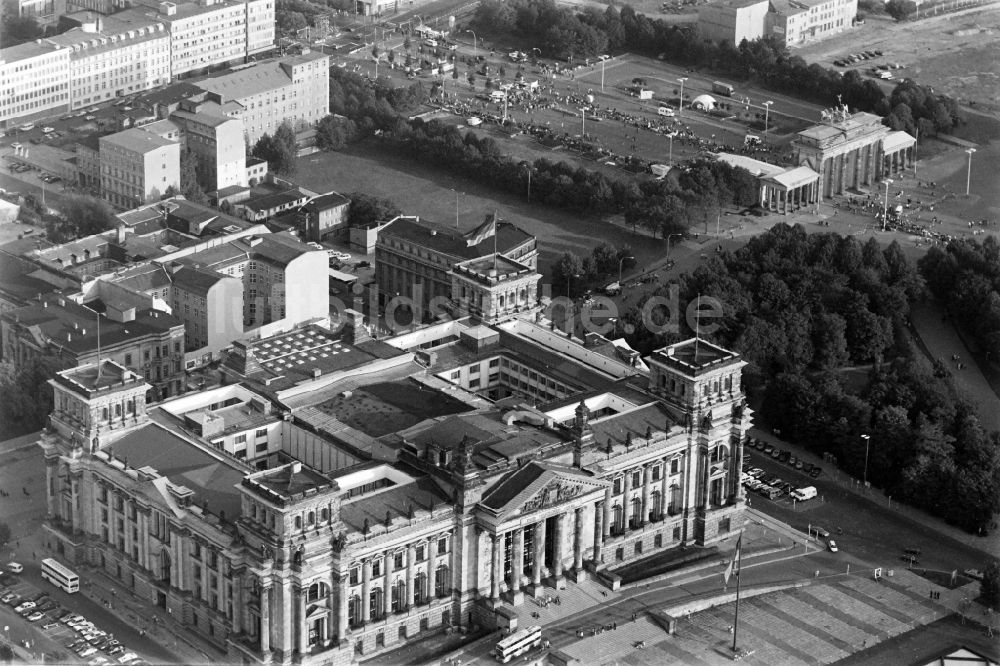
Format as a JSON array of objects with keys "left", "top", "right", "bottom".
[
  {"left": 63, "top": 613, "right": 85, "bottom": 624},
  {"left": 874, "top": 49, "right": 884, "bottom": 56},
  {"left": 788, "top": 455, "right": 797, "bottom": 467},
  {"left": 43, "top": 623, "right": 61, "bottom": 631},
  {"left": 75, "top": 110, "right": 88, "bottom": 117},
  {"left": 118, "top": 653, "right": 140, "bottom": 664},
  {"left": 763, "top": 444, "right": 774, "bottom": 455},
  {"left": 88, "top": 658, "right": 111, "bottom": 665},
  {"left": 122, "top": 106, "right": 133, "bottom": 111},
  {"left": 901, "top": 554, "right": 919, "bottom": 565},
  {"left": 778, "top": 450, "right": 790, "bottom": 463},
  {"left": 771, "top": 448, "right": 781, "bottom": 459},
  {"left": 42, "top": 126, "right": 54, "bottom": 133},
  {"left": 809, "top": 467, "right": 823, "bottom": 478},
  {"left": 19, "top": 123, "right": 36, "bottom": 131},
  {"left": 864, "top": 50, "right": 878, "bottom": 57},
  {"left": 810, "top": 526, "right": 831, "bottom": 539},
  {"left": 17, "top": 606, "right": 36, "bottom": 616},
  {"left": 86, "top": 107, "right": 98, "bottom": 113},
  {"left": 827, "top": 540, "right": 839, "bottom": 552},
  {"left": 36, "top": 600, "right": 57, "bottom": 611},
  {"left": 76, "top": 647, "right": 98, "bottom": 658},
  {"left": 447, "top": 44, "right": 458, "bottom": 51},
  {"left": 7, "top": 562, "right": 23, "bottom": 573},
  {"left": 357, "top": 260, "right": 370, "bottom": 268},
  {"left": 754, "top": 440, "right": 766, "bottom": 451},
  {"left": 85, "top": 115, "right": 96, "bottom": 121},
  {"left": 332, "top": 251, "right": 352, "bottom": 262},
  {"left": 107, "top": 645, "right": 126, "bottom": 656},
  {"left": 14, "top": 601, "right": 35, "bottom": 612},
  {"left": 1, "top": 593, "right": 18, "bottom": 604},
  {"left": 795, "top": 460, "right": 804, "bottom": 470},
  {"left": 26, "top": 611, "right": 45, "bottom": 622}
]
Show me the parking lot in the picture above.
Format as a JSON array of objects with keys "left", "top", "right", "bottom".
[{"left": 1, "top": 566, "right": 148, "bottom": 665}]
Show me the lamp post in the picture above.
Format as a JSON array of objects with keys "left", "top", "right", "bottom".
[
  {"left": 465, "top": 29, "right": 477, "bottom": 58},
  {"left": 762, "top": 100, "right": 773, "bottom": 143},
  {"left": 677, "top": 77, "right": 687, "bottom": 117},
  {"left": 668, "top": 131, "right": 675, "bottom": 166},
  {"left": 618, "top": 255, "right": 634, "bottom": 287},
  {"left": 965, "top": 147, "right": 976, "bottom": 196},
  {"left": 600, "top": 57, "right": 605, "bottom": 92},
  {"left": 881, "top": 178, "right": 893, "bottom": 231},
  {"left": 581, "top": 106, "right": 586, "bottom": 136},
  {"left": 860, "top": 434, "right": 871, "bottom": 493},
  {"left": 523, "top": 164, "right": 532, "bottom": 203},
  {"left": 566, "top": 273, "right": 580, "bottom": 299},
  {"left": 666, "top": 233, "right": 683, "bottom": 257}
]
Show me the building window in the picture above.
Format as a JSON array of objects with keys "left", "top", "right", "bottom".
[
  {"left": 235, "top": 434, "right": 246, "bottom": 444},
  {"left": 394, "top": 552, "right": 403, "bottom": 570},
  {"left": 372, "top": 560, "right": 381, "bottom": 577},
  {"left": 437, "top": 537, "right": 447, "bottom": 555},
  {"left": 415, "top": 545, "right": 425, "bottom": 562}
]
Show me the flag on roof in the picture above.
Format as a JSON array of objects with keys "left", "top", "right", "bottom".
[{"left": 464, "top": 215, "right": 497, "bottom": 247}]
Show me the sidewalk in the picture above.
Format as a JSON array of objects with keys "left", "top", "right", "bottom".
[{"left": 748, "top": 426, "right": 1000, "bottom": 558}]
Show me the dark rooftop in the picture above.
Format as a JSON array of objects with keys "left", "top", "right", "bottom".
[
  {"left": 240, "top": 189, "right": 308, "bottom": 213},
  {"left": 113, "top": 423, "right": 245, "bottom": 521},
  {"left": 249, "top": 461, "right": 333, "bottom": 500},
  {"left": 380, "top": 217, "right": 533, "bottom": 261},
  {"left": 0, "top": 254, "right": 58, "bottom": 305},
  {"left": 303, "top": 192, "right": 350, "bottom": 212},
  {"left": 172, "top": 265, "right": 230, "bottom": 296},
  {"left": 52, "top": 359, "right": 143, "bottom": 395},
  {"left": 339, "top": 475, "right": 449, "bottom": 534}
]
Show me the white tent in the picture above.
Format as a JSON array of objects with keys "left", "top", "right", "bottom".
[
  {"left": 691, "top": 94, "right": 717, "bottom": 111},
  {"left": 0, "top": 198, "right": 19, "bottom": 224}
]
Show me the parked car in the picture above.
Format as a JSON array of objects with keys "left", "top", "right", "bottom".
[
  {"left": 763, "top": 444, "right": 774, "bottom": 455},
  {"left": 778, "top": 450, "right": 791, "bottom": 463},
  {"left": 7, "top": 562, "right": 23, "bottom": 573},
  {"left": 76, "top": 647, "right": 97, "bottom": 658},
  {"left": 827, "top": 540, "right": 839, "bottom": 552},
  {"left": 809, "top": 466, "right": 823, "bottom": 479},
  {"left": 26, "top": 611, "right": 45, "bottom": 622},
  {"left": 14, "top": 601, "right": 36, "bottom": 612},
  {"left": 1, "top": 593, "right": 19, "bottom": 604}
]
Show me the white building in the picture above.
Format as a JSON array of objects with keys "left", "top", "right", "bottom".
[{"left": 0, "top": 41, "right": 71, "bottom": 128}]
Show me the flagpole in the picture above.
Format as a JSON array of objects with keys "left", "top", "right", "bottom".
[
  {"left": 694, "top": 293, "right": 701, "bottom": 361},
  {"left": 732, "top": 532, "right": 743, "bottom": 654},
  {"left": 493, "top": 210, "right": 498, "bottom": 271}
]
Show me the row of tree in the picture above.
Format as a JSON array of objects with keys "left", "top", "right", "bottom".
[
  {"left": 551, "top": 243, "right": 634, "bottom": 295},
  {"left": 470, "top": 1, "right": 961, "bottom": 135},
  {"left": 614, "top": 224, "right": 999, "bottom": 534},
  {"left": 919, "top": 236, "right": 1000, "bottom": 361}
]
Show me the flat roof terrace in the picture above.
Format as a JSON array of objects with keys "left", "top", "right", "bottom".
[{"left": 313, "top": 378, "right": 472, "bottom": 437}]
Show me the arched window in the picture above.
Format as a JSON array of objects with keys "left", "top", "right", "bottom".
[
  {"left": 414, "top": 572, "right": 427, "bottom": 605},
  {"left": 612, "top": 503, "right": 624, "bottom": 533},
  {"left": 307, "top": 582, "right": 328, "bottom": 602},
  {"left": 320, "top": 508, "right": 328, "bottom": 522},
  {"left": 159, "top": 550, "right": 171, "bottom": 585},
  {"left": 294, "top": 516, "right": 302, "bottom": 529},
  {"left": 629, "top": 497, "right": 642, "bottom": 529},
  {"left": 102, "top": 407, "right": 109, "bottom": 420},
  {"left": 391, "top": 579, "right": 406, "bottom": 612},
  {"left": 650, "top": 490, "right": 662, "bottom": 522},
  {"left": 370, "top": 587, "right": 384, "bottom": 620},
  {"left": 307, "top": 511, "right": 315, "bottom": 526},
  {"left": 115, "top": 403, "right": 122, "bottom": 417},
  {"left": 434, "top": 565, "right": 449, "bottom": 598},
  {"left": 348, "top": 594, "right": 362, "bottom": 627}
]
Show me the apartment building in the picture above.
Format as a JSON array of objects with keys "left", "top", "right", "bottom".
[
  {"left": 171, "top": 109, "right": 247, "bottom": 191},
  {"left": 0, "top": 41, "right": 71, "bottom": 128},
  {"left": 41, "top": 14, "right": 171, "bottom": 111},
  {"left": 196, "top": 50, "right": 329, "bottom": 144},
  {"left": 99, "top": 128, "right": 181, "bottom": 208},
  {"left": 16, "top": 0, "right": 66, "bottom": 25}
]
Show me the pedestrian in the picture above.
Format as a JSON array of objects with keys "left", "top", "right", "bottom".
[{"left": 613, "top": 622, "right": 617, "bottom": 630}]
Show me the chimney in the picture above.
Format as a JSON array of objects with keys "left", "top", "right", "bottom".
[
  {"left": 116, "top": 223, "right": 126, "bottom": 244},
  {"left": 341, "top": 308, "right": 371, "bottom": 346},
  {"left": 290, "top": 461, "right": 302, "bottom": 474}
]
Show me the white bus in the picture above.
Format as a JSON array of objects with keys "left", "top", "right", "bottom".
[
  {"left": 41, "top": 558, "right": 79, "bottom": 593},
  {"left": 495, "top": 625, "right": 542, "bottom": 663}
]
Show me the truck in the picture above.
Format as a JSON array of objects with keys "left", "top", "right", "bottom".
[
  {"left": 790, "top": 486, "right": 817, "bottom": 501},
  {"left": 603, "top": 282, "right": 621, "bottom": 296},
  {"left": 712, "top": 81, "right": 735, "bottom": 96},
  {"left": 650, "top": 163, "right": 671, "bottom": 179}
]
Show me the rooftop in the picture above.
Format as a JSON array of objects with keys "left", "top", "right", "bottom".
[
  {"left": 113, "top": 422, "right": 245, "bottom": 520},
  {"left": 0, "top": 254, "right": 58, "bottom": 305},
  {"left": 100, "top": 128, "right": 178, "bottom": 154},
  {"left": 0, "top": 40, "right": 66, "bottom": 64},
  {"left": 453, "top": 254, "right": 535, "bottom": 285},
  {"left": 239, "top": 189, "right": 308, "bottom": 213},
  {"left": 1, "top": 293, "right": 183, "bottom": 356},
  {"left": 52, "top": 359, "right": 144, "bottom": 395},
  {"left": 380, "top": 217, "right": 534, "bottom": 261},
  {"left": 303, "top": 192, "right": 351, "bottom": 212},
  {"left": 245, "top": 461, "right": 334, "bottom": 503},
  {"left": 713, "top": 152, "right": 785, "bottom": 178},
  {"left": 196, "top": 52, "right": 327, "bottom": 101},
  {"left": 796, "top": 111, "right": 887, "bottom": 142},
  {"left": 172, "top": 265, "right": 232, "bottom": 296},
  {"left": 648, "top": 338, "right": 742, "bottom": 376}
]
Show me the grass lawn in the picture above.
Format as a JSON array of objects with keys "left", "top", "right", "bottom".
[{"left": 293, "top": 140, "right": 668, "bottom": 276}]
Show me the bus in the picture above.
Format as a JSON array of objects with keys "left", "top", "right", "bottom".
[
  {"left": 41, "top": 558, "right": 79, "bottom": 593},
  {"left": 495, "top": 625, "right": 542, "bottom": 663},
  {"left": 712, "top": 81, "right": 735, "bottom": 96}
]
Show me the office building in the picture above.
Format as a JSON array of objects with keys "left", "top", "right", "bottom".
[
  {"left": 0, "top": 42, "right": 71, "bottom": 128},
  {"left": 767, "top": 0, "right": 858, "bottom": 47}
]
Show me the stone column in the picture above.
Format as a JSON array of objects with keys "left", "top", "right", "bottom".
[
  {"left": 641, "top": 465, "right": 652, "bottom": 526},
  {"left": 509, "top": 528, "right": 524, "bottom": 605},
  {"left": 660, "top": 458, "right": 669, "bottom": 519},
  {"left": 529, "top": 521, "right": 545, "bottom": 597},
  {"left": 570, "top": 506, "right": 587, "bottom": 582},
  {"left": 549, "top": 513, "right": 566, "bottom": 589},
  {"left": 260, "top": 583, "right": 271, "bottom": 655},
  {"left": 337, "top": 574, "right": 348, "bottom": 643},
  {"left": 490, "top": 533, "right": 503, "bottom": 604},
  {"left": 405, "top": 545, "right": 415, "bottom": 610},
  {"left": 622, "top": 469, "right": 632, "bottom": 531},
  {"left": 592, "top": 502, "right": 603, "bottom": 566},
  {"left": 602, "top": 487, "right": 611, "bottom": 540},
  {"left": 382, "top": 553, "right": 391, "bottom": 617},
  {"left": 426, "top": 540, "right": 436, "bottom": 601},
  {"left": 361, "top": 560, "right": 371, "bottom": 623},
  {"left": 297, "top": 587, "right": 308, "bottom": 655}
]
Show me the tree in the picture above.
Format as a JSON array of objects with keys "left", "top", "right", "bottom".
[
  {"left": 0, "top": 354, "right": 65, "bottom": 439},
  {"left": 553, "top": 252, "right": 585, "bottom": 297},
  {"left": 179, "top": 149, "right": 207, "bottom": 204},
  {"left": 0, "top": 521, "right": 10, "bottom": 547},
  {"left": 346, "top": 192, "right": 400, "bottom": 228},
  {"left": 276, "top": 10, "right": 308, "bottom": 34},
  {"left": 982, "top": 560, "right": 1000, "bottom": 607},
  {"left": 316, "top": 114, "right": 356, "bottom": 151},
  {"left": 251, "top": 122, "right": 297, "bottom": 175},
  {"left": 1, "top": 15, "right": 41, "bottom": 46},
  {"left": 885, "top": 0, "right": 917, "bottom": 19},
  {"left": 58, "top": 194, "right": 117, "bottom": 239}
]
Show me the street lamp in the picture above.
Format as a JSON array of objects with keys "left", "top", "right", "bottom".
[
  {"left": 666, "top": 233, "right": 683, "bottom": 257},
  {"left": 668, "top": 131, "right": 676, "bottom": 166},
  {"left": 580, "top": 106, "right": 586, "bottom": 136},
  {"left": 618, "top": 255, "right": 634, "bottom": 286},
  {"left": 523, "top": 164, "right": 532, "bottom": 203},
  {"left": 465, "top": 29, "right": 477, "bottom": 58},
  {"left": 762, "top": 100, "right": 773, "bottom": 143},
  {"left": 860, "top": 434, "right": 871, "bottom": 493},
  {"left": 881, "top": 178, "right": 895, "bottom": 230},
  {"left": 965, "top": 147, "right": 976, "bottom": 196},
  {"left": 566, "top": 273, "right": 580, "bottom": 299},
  {"left": 676, "top": 77, "right": 688, "bottom": 117}
]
